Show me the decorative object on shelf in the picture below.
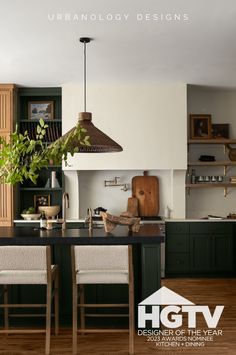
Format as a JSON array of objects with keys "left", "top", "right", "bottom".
[
  {"left": 0, "top": 118, "right": 89, "bottom": 185},
  {"left": 20, "top": 121, "right": 62, "bottom": 142},
  {"left": 38, "top": 205, "right": 60, "bottom": 219},
  {"left": 45, "top": 178, "right": 51, "bottom": 188},
  {"left": 191, "top": 169, "right": 196, "bottom": 184},
  {"left": 51, "top": 171, "right": 60, "bottom": 188},
  {"left": 21, "top": 213, "right": 41, "bottom": 220},
  {"left": 34, "top": 194, "right": 51, "bottom": 211},
  {"left": 199, "top": 155, "right": 215, "bottom": 162},
  {"left": 227, "top": 144, "right": 236, "bottom": 161},
  {"left": 21, "top": 206, "right": 41, "bottom": 220},
  {"left": 212, "top": 124, "right": 229, "bottom": 139},
  {"left": 227, "top": 213, "right": 236, "bottom": 219},
  {"left": 104, "top": 176, "right": 128, "bottom": 191},
  {"left": 28, "top": 101, "right": 54, "bottom": 120},
  {"left": 100, "top": 211, "right": 141, "bottom": 233},
  {"left": 190, "top": 114, "right": 212, "bottom": 139},
  {"left": 57, "top": 37, "right": 122, "bottom": 153},
  {"left": 230, "top": 176, "right": 236, "bottom": 184}
]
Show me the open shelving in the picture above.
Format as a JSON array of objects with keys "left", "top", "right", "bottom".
[
  {"left": 187, "top": 138, "right": 236, "bottom": 196},
  {"left": 16, "top": 87, "right": 64, "bottom": 218}
]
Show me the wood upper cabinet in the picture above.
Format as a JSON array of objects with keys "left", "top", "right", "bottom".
[{"left": 0, "top": 84, "right": 17, "bottom": 226}]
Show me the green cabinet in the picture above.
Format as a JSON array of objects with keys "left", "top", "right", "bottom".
[
  {"left": 166, "top": 223, "right": 190, "bottom": 274},
  {"left": 213, "top": 234, "right": 233, "bottom": 272},
  {"left": 166, "top": 222, "right": 234, "bottom": 276},
  {"left": 190, "top": 234, "right": 212, "bottom": 273}
]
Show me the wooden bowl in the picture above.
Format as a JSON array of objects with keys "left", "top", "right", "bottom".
[{"left": 38, "top": 205, "right": 60, "bottom": 218}]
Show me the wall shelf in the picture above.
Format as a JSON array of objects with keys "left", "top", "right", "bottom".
[
  {"left": 187, "top": 139, "right": 236, "bottom": 195},
  {"left": 20, "top": 187, "right": 62, "bottom": 191},
  {"left": 19, "top": 119, "right": 62, "bottom": 123},
  {"left": 188, "top": 139, "right": 236, "bottom": 144},
  {"left": 186, "top": 183, "right": 236, "bottom": 197},
  {"left": 188, "top": 161, "right": 236, "bottom": 166}
]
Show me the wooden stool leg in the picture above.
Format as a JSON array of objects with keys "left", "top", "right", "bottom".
[
  {"left": 54, "top": 273, "right": 59, "bottom": 336},
  {"left": 129, "top": 282, "right": 134, "bottom": 355},
  {"left": 45, "top": 283, "right": 52, "bottom": 355},
  {"left": 72, "top": 282, "right": 78, "bottom": 355},
  {"left": 129, "top": 246, "right": 134, "bottom": 355},
  {"left": 79, "top": 284, "right": 85, "bottom": 332},
  {"left": 3, "top": 285, "right": 9, "bottom": 330}
]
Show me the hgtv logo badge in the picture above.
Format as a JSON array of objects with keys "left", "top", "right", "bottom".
[{"left": 138, "top": 286, "right": 224, "bottom": 329}]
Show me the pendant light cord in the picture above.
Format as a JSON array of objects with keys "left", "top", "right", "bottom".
[{"left": 84, "top": 40, "right": 87, "bottom": 112}]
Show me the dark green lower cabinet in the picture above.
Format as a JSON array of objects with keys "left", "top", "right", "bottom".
[
  {"left": 166, "top": 222, "right": 235, "bottom": 276},
  {"left": 213, "top": 234, "right": 233, "bottom": 272},
  {"left": 191, "top": 234, "right": 212, "bottom": 273}
]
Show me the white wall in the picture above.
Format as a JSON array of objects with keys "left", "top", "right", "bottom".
[
  {"left": 78, "top": 170, "right": 172, "bottom": 218},
  {"left": 62, "top": 83, "right": 187, "bottom": 170},
  {"left": 62, "top": 83, "right": 187, "bottom": 219},
  {"left": 187, "top": 85, "right": 236, "bottom": 218}
]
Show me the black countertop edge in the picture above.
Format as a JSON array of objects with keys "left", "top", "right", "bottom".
[
  {"left": 0, "top": 226, "right": 165, "bottom": 245},
  {"left": 0, "top": 236, "right": 164, "bottom": 246}
]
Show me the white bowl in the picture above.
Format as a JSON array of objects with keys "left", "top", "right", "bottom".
[
  {"left": 21, "top": 213, "right": 41, "bottom": 220},
  {"left": 38, "top": 205, "right": 60, "bottom": 218}
]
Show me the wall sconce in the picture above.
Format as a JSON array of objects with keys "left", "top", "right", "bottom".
[{"left": 104, "top": 177, "right": 129, "bottom": 192}]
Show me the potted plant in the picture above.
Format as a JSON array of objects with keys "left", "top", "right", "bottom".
[{"left": 0, "top": 118, "right": 90, "bottom": 185}]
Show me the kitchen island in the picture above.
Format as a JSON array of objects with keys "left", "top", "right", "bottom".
[{"left": 0, "top": 225, "right": 164, "bottom": 327}]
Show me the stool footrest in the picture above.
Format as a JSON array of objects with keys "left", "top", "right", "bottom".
[
  {"left": 78, "top": 303, "right": 129, "bottom": 308},
  {"left": 85, "top": 313, "right": 128, "bottom": 318},
  {"left": 77, "top": 328, "right": 129, "bottom": 333},
  {"left": 0, "top": 304, "right": 46, "bottom": 308},
  {"left": 0, "top": 329, "right": 46, "bottom": 334},
  {"left": 9, "top": 313, "right": 56, "bottom": 318}
]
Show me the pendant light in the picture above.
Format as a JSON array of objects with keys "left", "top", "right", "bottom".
[{"left": 60, "top": 37, "right": 123, "bottom": 153}]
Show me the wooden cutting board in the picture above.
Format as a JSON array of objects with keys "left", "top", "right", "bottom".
[{"left": 132, "top": 175, "right": 159, "bottom": 217}]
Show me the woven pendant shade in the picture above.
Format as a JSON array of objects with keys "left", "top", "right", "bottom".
[
  {"left": 61, "top": 112, "right": 122, "bottom": 153},
  {"left": 57, "top": 37, "right": 123, "bottom": 153}
]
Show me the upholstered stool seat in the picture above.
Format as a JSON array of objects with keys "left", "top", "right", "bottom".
[
  {"left": 0, "top": 246, "right": 59, "bottom": 355},
  {"left": 0, "top": 266, "right": 57, "bottom": 284},
  {"left": 71, "top": 245, "right": 134, "bottom": 354},
  {"left": 76, "top": 270, "right": 129, "bottom": 284}
]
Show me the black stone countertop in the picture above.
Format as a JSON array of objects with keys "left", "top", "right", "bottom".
[{"left": 0, "top": 225, "right": 165, "bottom": 246}]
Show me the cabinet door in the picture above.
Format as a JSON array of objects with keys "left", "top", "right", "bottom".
[
  {"left": 213, "top": 234, "right": 233, "bottom": 272},
  {"left": 0, "top": 84, "right": 16, "bottom": 226},
  {"left": 166, "top": 233, "right": 190, "bottom": 274},
  {"left": 0, "top": 184, "right": 14, "bottom": 226},
  {"left": 190, "top": 234, "right": 212, "bottom": 272}
]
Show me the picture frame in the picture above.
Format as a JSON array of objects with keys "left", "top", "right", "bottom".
[
  {"left": 190, "top": 114, "right": 212, "bottom": 139},
  {"left": 28, "top": 101, "right": 54, "bottom": 120},
  {"left": 212, "top": 123, "right": 229, "bottom": 139},
  {"left": 34, "top": 194, "right": 51, "bottom": 211}
]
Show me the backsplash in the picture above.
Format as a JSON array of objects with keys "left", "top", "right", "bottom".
[{"left": 78, "top": 170, "right": 172, "bottom": 218}]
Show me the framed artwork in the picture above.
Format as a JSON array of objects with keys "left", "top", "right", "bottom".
[
  {"left": 28, "top": 101, "right": 54, "bottom": 120},
  {"left": 190, "top": 114, "right": 212, "bottom": 139},
  {"left": 34, "top": 194, "right": 51, "bottom": 211},
  {"left": 212, "top": 124, "right": 229, "bottom": 139}
]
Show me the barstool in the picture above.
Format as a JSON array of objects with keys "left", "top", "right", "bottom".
[
  {"left": 71, "top": 245, "right": 134, "bottom": 354},
  {"left": 0, "top": 246, "right": 59, "bottom": 355}
]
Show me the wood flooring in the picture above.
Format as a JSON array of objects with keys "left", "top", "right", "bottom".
[{"left": 0, "top": 278, "right": 235, "bottom": 354}]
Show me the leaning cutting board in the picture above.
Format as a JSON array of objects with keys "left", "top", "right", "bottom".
[{"left": 132, "top": 174, "right": 159, "bottom": 217}]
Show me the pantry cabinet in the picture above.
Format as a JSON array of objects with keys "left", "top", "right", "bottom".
[{"left": 0, "top": 84, "right": 17, "bottom": 226}]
